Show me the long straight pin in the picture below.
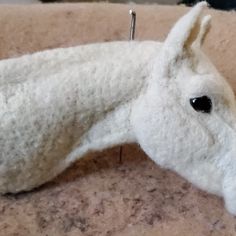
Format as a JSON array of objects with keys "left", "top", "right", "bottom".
[
  {"left": 129, "top": 9, "right": 136, "bottom": 41},
  {"left": 119, "top": 9, "right": 137, "bottom": 164}
]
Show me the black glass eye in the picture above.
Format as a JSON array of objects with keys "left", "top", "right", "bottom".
[{"left": 190, "top": 96, "right": 212, "bottom": 113}]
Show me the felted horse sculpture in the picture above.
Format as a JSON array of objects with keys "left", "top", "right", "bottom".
[{"left": 1, "top": 2, "right": 236, "bottom": 215}]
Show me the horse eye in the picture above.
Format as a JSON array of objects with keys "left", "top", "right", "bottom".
[{"left": 190, "top": 96, "right": 212, "bottom": 113}]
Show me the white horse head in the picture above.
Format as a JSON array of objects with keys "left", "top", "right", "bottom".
[{"left": 131, "top": 2, "right": 236, "bottom": 215}]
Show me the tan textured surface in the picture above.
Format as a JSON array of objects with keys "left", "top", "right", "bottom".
[
  {"left": 0, "top": 3, "right": 235, "bottom": 236},
  {"left": 0, "top": 3, "right": 235, "bottom": 86}
]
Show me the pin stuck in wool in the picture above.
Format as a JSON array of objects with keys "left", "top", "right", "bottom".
[{"left": 1, "top": 2, "right": 236, "bottom": 215}]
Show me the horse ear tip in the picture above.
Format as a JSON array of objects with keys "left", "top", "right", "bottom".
[
  {"left": 198, "top": 1, "right": 209, "bottom": 8},
  {"left": 193, "top": 1, "right": 209, "bottom": 11}
]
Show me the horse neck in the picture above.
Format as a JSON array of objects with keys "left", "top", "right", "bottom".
[
  {"left": 77, "top": 41, "right": 162, "bottom": 116},
  {"left": 64, "top": 41, "right": 163, "bottom": 162}
]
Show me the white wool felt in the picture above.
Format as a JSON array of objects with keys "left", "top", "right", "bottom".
[{"left": 1, "top": 2, "right": 236, "bottom": 216}]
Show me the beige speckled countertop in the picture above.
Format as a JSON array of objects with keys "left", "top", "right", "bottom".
[{"left": 1, "top": 145, "right": 236, "bottom": 236}]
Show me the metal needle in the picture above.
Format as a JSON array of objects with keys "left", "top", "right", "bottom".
[
  {"left": 119, "top": 9, "right": 137, "bottom": 164},
  {"left": 129, "top": 9, "right": 136, "bottom": 41}
]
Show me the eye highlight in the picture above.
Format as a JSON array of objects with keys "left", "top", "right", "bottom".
[{"left": 190, "top": 96, "right": 212, "bottom": 113}]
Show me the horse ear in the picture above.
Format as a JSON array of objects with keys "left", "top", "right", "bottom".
[
  {"left": 192, "top": 15, "right": 211, "bottom": 48},
  {"left": 151, "top": 2, "right": 210, "bottom": 82},
  {"left": 163, "top": 2, "right": 208, "bottom": 55}
]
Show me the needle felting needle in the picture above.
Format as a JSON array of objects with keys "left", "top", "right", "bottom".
[
  {"left": 119, "top": 9, "right": 137, "bottom": 164},
  {"left": 129, "top": 9, "right": 136, "bottom": 41}
]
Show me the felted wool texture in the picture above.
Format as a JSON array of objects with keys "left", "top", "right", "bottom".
[
  {"left": 0, "top": 3, "right": 236, "bottom": 236},
  {"left": 0, "top": 2, "right": 236, "bottom": 217},
  {"left": 0, "top": 41, "right": 161, "bottom": 193},
  {"left": 0, "top": 1, "right": 234, "bottom": 219}
]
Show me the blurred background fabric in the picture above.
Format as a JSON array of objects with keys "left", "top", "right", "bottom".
[{"left": 0, "top": 0, "right": 236, "bottom": 11}]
